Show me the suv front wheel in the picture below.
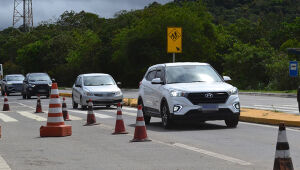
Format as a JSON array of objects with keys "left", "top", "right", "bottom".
[
  {"left": 161, "top": 102, "right": 173, "bottom": 129},
  {"left": 225, "top": 115, "right": 239, "bottom": 128}
]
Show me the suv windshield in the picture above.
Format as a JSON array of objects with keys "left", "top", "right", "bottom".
[
  {"left": 166, "top": 65, "right": 222, "bottom": 84},
  {"left": 7, "top": 75, "right": 24, "bottom": 81},
  {"left": 29, "top": 74, "right": 50, "bottom": 81},
  {"left": 83, "top": 75, "right": 115, "bottom": 86}
]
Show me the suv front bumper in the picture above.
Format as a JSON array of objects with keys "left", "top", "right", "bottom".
[{"left": 168, "top": 94, "right": 240, "bottom": 121}]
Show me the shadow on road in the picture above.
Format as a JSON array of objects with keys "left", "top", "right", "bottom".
[{"left": 128, "top": 121, "right": 228, "bottom": 132}]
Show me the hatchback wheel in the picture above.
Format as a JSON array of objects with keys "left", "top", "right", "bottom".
[
  {"left": 72, "top": 97, "right": 78, "bottom": 109},
  {"left": 22, "top": 93, "right": 26, "bottom": 99},
  {"left": 161, "top": 102, "right": 173, "bottom": 129}
]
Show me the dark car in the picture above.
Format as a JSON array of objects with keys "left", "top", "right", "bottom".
[
  {"left": 1, "top": 74, "right": 25, "bottom": 95},
  {"left": 22, "top": 73, "right": 52, "bottom": 99}
]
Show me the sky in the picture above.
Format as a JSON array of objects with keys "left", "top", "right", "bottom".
[{"left": 0, "top": 0, "right": 172, "bottom": 30}]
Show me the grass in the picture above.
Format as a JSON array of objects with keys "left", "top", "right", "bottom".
[{"left": 239, "top": 89, "right": 297, "bottom": 94}]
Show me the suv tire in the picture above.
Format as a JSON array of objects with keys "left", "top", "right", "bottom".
[
  {"left": 138, "top": 98, "right": 151, "bottom": 125},
  {"left": 161, "top": 101, "right": 173, "bottom": 129},
  {"left": 225, "top": 115, "right": 239, "bottom": 128},
  {"left": 26, "top": 92, "right": 31, "bottom": 99}
]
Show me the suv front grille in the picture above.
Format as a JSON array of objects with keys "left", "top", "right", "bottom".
[{"left": 186, "top": 92, "right": 229, "bottom": 104}]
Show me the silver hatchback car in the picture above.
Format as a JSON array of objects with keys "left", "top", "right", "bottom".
[{"left": 72, "top": 73, "right": 123, "bottom": 109}]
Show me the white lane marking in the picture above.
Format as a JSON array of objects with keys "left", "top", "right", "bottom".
[
  {"left": 172, "top": 143, "right": 251, "bottom": 166},
  {"left": 17, "top": 111, "right": 47, "bottom": 121},
  {"left": 123, "top": 107, "right": 137, "bottom": 112},
  {"left": 0, "top": 112, "right": 18, "bottom": 122},
  {"left": 69, "top": 110, "right": 113, "bottom": 119},
  {"left": 0, "top": 154, "right": 11, "bottom": 170},
  {"left": 100, "top": 109, "right": 137, "bottom": 117},
  {"left": 254, "top": 105, "right": 298, "bottom": 110},
  {"left": 16, "top": 102, "right": 35, "bottom": 109},
  {"left": 242, "top": 106, "right": 298, "bottom": 114},
  {"left": 240, "top": 122, "right": 300, "bottom": 132},
  {"left": 68, "top": 115, "right": 82, "bottom": 120}
]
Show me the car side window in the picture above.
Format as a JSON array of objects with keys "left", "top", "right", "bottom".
[
  {"left": 146, "top": 71, "right": 156, "bottom": 81},
  {"left": 155, "top": 70, "right": 163, "bottom": 79},
  {"left": 77, "top": 77, "right": 82, "bottom": 86}
]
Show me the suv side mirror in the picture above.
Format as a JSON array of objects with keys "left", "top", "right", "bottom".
[
  {"left": 75, "top": 84, "right": 82, "bottom": 88},
  {"left": 117, "top": 82, "right": 122, "bottom": 85},
  {"left": 23, "top": 80, "right": 27, "bottom": 83},
  {"left": 151, "top": 78, "right": 163, "bottom": 85},
  {"left": 223, "top": 76, "right": 231, "bottom": 82}
]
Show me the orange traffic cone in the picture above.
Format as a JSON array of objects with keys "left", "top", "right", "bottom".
[
  {"left": 35, "top": 94, "right": 43, "bottom": 113},
  {"left": 84, "top": 99, "right": 99, "bottom": 126},
  {"left": 273, "top": 123, "right": 294, "bottom": 170},
  {"left": 131, "top": 105, "right": 151, "bottom": 142},
  {"left": 112, "top": 103, "right": 128, "bottom": 134},
  {"left": 40, "top": 83, "right": 72, "bottom": 137},
  {"left": 2, "top": 93, "right": 10, "bottom": 111},
  {"left": 62, "top": 97, "right": 71, "bottom": 121}
]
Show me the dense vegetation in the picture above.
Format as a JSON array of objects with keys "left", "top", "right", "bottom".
[{"left": 0, "top": 0, "right": 299, "bottom": 89}]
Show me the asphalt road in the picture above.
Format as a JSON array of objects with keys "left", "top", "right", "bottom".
[{"left": 0, "top": 94, "right": 300, "bottom": 169}]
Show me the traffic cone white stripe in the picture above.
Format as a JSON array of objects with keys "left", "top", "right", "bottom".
[
  {"left": 117, "top": 107, "right": 121, "bottom": 112},
  {"left": 48, "top": 107, "right": 62, "bottom": 113},
  {"left": 277, "top": 131, "right": 288, "bottom": 143},
  {"left": 137, "top": 110, "right": 143, "bottom": 117},
  {"left": 62, "top": 107, "right": 67, "bottom": 111},
  {"left": 4, "top": 101, "right": 8, "bottom": 104},
  {"left": 117, "top": 115, "right": 123, "bottom": 120},
  {"left": 136, "top": 121, "right": 145, "bottom": 126},
  {"left": 51, "top": 89, "right": 59, "bottom": 94},
  {"left": 49, "top": 98, "right": 60, "bottom": 104},
  {"left": 47, "top": 117, "right": 65, "bottom": 122},
  {"left": 275, "top": 150, "right": 290, "bottom": 158}
]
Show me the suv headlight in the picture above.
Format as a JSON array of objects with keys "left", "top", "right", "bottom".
[
  {"left": 7, "top": 82, "right": 12, "bottom": 85},
  {"left": 170, "top": 90, "right": 186, "bottom": 97},
  {"left": 228, "top": 87, "right": 238, "bottom": 95},
  {"left": 29, "top": 84, "right": 35, "bottom": 87},
  {"left": 48, "top": 83, "right": 52, "bottom": 87}
]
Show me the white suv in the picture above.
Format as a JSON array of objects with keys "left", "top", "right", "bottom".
[{"left": 138, "top": 62, "right": 240, "bottom": 129}]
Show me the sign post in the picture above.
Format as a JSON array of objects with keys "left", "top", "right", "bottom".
[
  {"left": 167, "top": 27, "right": 182, "bottom": 62},
  {"left": 289, "top": 61, "right": 298, "bottom": 77}
]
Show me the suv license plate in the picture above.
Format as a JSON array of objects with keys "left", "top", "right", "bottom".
[{"left": 202, "top": 104, "right": 219, "bottom": 112}]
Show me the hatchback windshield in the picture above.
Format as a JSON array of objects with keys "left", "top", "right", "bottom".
[
  {"left": 29, "top": 74, "right": 50, "bottom": 81},
  {"left": 7, "top": 75, "right": 24, "bottom": 81},
  {"left": 166, "top": 65, "right": 222, "bottom": 84},
  {"left": 83, "top": 75, "right": 115, "bottom": 86}
]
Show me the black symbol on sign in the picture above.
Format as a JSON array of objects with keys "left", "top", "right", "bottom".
[
  {"left": 176, "top": 47, "right": 180, "bottom": 51},
  {"left": 169, "top": 29, "right": 181, "bottom": 41}
]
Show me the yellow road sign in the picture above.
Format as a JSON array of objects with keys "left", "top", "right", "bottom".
[{"left": 167, "top": 27, "right": 182, "bottom": 53}]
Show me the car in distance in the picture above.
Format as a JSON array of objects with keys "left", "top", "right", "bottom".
[
  {"left": 1, "top": 74, "right": 25, "bottom": 95},
  {"left": 138, "top": 62, "right": 240, "bottom": 129},
  {"left": 72, "top": 73, "right": 123, "bottom": 109},
  {"left": 22, "top": 73, "right": 52, "bottom": 99}
]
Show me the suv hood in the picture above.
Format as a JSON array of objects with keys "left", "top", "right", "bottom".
[
  {"left": 29, "top": 80, "right": 51, "bottom": 85},
  {"left": 83, "top": 85, "right": 120, "bottom": 93},
  {"left": 165, "top": 82, "right": 234, "bottom": 92}
]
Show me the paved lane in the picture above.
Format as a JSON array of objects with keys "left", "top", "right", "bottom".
[{"left": 0, "top": 95, "right": 299, "bottom": 169}]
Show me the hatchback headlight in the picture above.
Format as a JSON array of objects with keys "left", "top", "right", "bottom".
[
  {"left": 115, "top": 91, "right": 122, "bottom": 96},
  {"left": 228, "top": 87, "right": 238, "bottom": 95},
  {"left": 170, "top": 90, "right": 186, "bottom": 97},
  {"left": 85, "top": 92, "right": 94, "bottom": 96}
]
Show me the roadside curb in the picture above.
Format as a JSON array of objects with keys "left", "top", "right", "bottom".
[
  {"left": 59, "top": 93, "right": 300, "bottom": 127},
  {"left": 59, "top": 93, "right": 72, "bottom": 97}
]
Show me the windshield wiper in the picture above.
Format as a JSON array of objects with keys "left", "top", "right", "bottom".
[
  {"left": 167, "top": 82, "right": 182, "bottom": 84},
  {"left": 192, "top": 81, "right": 205, "bottom": 82}
]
